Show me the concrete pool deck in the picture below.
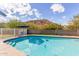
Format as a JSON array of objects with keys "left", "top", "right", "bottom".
[
  {"left": 0, "top": 36, "right": 26, "bottom": 56},
  {"left": 0, "top": 42, "right": 25, "bottom": 56}
]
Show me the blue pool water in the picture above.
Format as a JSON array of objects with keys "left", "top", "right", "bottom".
[{"left": 4, "top": 36, "right": 79, "bottom": 56}]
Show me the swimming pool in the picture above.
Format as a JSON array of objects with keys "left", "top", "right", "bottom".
[{"left": 4, "top": 36, "right": 79, "bottom": 56}]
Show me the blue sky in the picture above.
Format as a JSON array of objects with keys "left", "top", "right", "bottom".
[
  {"left": 30, "top": 3, "right": 79, "bottom": 25},
  {"left": 0, "top": 3, "right": 79, "bottom": 25}
]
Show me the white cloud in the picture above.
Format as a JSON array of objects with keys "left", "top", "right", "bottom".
[
  {"left": 0, "top": 0, "right": 28, "bottom": 4},
  {"left": 33, "top": 9, "right": 41, "bottom": 18},
  {"left": 50, "top": 4, "right": 65, "bottom": 13},
  {"left": 27, "top": 10, "right": 33, "bottom": 16},
  {"left": 0, "top": 15, "right": 20, "bottom": 23},
  {"left": 0, "top": 15, "right": 9, "bottom": 23},
  {"left": 0, "top": 3, "right": 32, "bottom": 15},
  {"left": 7, "top": 15, "right": 20, "bottom": 20},
  {"left": 0, "top": 1, "right": 42, "bottom": 22}
]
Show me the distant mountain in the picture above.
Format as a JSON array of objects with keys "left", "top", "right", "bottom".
[
  {"left": 26, "top": 19, "right": 63, "bottom": 30},
  {"left": 0, "top": 18, "right": 63, "bottom": 30},
  {"left": 26, "top": 19, "right": 53, "bottom": 25}
]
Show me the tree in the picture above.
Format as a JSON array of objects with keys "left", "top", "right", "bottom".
[
  {"left": 0, "top": 23, "right": 6, "bottom": 28},
  {"left": 67, "top": 15, "right": 79, "bottom": 30},
  {"left": 6, "top": 19, "right": 26, "bottom": 28},
  {"left": 44, "top": 23, "right": 63, "bottom": 30}
]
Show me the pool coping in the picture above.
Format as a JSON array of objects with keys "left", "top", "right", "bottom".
[
  {"left": 27, "top": 34, "right": 79, "bottom": 39},
  {"left": 2, "top": 35, "right": 79, "bottom": 41}
]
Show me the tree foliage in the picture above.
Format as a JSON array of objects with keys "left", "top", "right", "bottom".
[
  {"left": 6, "top": 19, "right": 26, "bottom": 28},
  {"left": 0, "top": 18, "right": 64, "bottom": 30},
  {"left": 67, "top": 15, "right": 79, "bottom": 30}
]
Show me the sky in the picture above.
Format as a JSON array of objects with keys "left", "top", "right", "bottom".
[{"left": 0, "top": 2, "right": 79, "bottom": 25}]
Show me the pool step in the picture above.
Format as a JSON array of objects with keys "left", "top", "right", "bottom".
[{"left": 6, "top": 41, "right": 16, "bottom": 46}]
